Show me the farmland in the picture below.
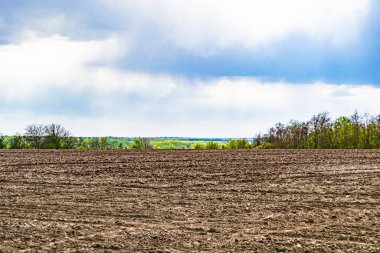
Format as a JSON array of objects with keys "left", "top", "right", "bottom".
[{"left": 0, "top": 150, "right": 379, "bottom": 252}]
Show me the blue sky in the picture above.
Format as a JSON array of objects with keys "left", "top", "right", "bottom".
[{"left": 1, "top": 0, "right": 380, "bottom": 137}]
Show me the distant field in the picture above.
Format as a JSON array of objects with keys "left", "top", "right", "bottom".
[
  {"left": 0, "top": 136, "right": 231, "bottom": 150},
  {"left": 0, "top": 150, "right": 379, "bottom": 252},
  {"left": 150, "top": 139, "right": 227, "bottom": 149}
]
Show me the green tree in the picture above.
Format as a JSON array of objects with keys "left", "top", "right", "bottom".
[
  {"left": 99, "top": 137, "right": 109, "bottom": 149},
  {"left": 117, "top": 142, "right": 124, "bottom": 149},
  {"left": 225, "top": 140, "right": 238, "bottom": 149},
  {"left": 131, "top": 138, "right": 153, "bottom": 150},
  {"left": 77, "top": 138, "right": 92, "bottom": 150},
  {"left": 193, "top": 142, "right": 205, "bottom": 150},
  {"left": 0, "top": 133, "right": 5, "bottom": 149},
  {"left": 9, "top": 134, "right": 26, "bottom": 149},
  {"left": 61, "top": 137, "right": 78, "bottom": 149},
  {"left": 236, "top": 139, "right": 251, "bottom": 149},
  {"left": 206, "top": 141, "right": 220, "bottom": 149},
  {"left": 366, "top": 123, "right": 379, "bottom": 149},
  {"left": 332, "top": 116, "right": 352, "bottom": 148},
  {"left": 90, "top": 138, "right": 100, "bottom": 149},
  {"left": 255, "top": 141, "right": 275, "bottom": 149},
  {"left": 260, "top": 111, "right": 380, "bottom": 149}
]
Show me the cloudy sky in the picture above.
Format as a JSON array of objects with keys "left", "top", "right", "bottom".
[{"left": 1, "top": 0, "right": 380, "bottom": 137}]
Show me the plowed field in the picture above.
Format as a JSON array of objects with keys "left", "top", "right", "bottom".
[{"left": 0, "top": 150, "right": 379, "bottom": 252}]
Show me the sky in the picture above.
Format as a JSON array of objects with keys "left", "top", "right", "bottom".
[{"left": 1, "top": 0, "right": 380, "bottom": 137}]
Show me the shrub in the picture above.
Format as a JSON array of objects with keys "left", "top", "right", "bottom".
[
  {"left": 61, "top": 137, "right": 78, "bottom": 149},
  {"left": 9, "top": 134, "right": 27, "bottom": 149},
  {"left": 193, "top": 142, "right": 205, "bottom": 150},
  {"left": 99, "top": 137, "right": 109, "bottom": 150},
  {"left": 255, "top": 141, "right": 275, "bottom": 149},
  {"left": 206, "top": 141, "right": 220, "bottom": 149},
  {"left": 236, "top": 139, "right": 252, "bottom": 149},
  {"left": 131, "top": 138, "right": 153, "bottom": 150},
  {"left": 0, "top": 133, "right": 4, "bottom": 149},
  {"left": 225, "top": 139, "right": 252, "bottom": 149},
  {"left": 225, "top": 140, "right": 238, "bottom": 149}
]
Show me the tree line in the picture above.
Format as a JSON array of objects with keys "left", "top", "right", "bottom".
[
  {"left": 0, "top": 124, "right": 76, "bottom": 149},
  {"left": 0, "top": 123, "right": 121, "bottom": 150},
  {"left": 193, "top": 139, "right": 252, "bottom": 149},
  {"left": 255, "top": 112, "right": 380, "bottom": 149},
  {"left": 0, "top": 124, "right": 166, "bottom": 150},
  {"left": 2, "top": 112, "right": 380, "bottom": 150}
]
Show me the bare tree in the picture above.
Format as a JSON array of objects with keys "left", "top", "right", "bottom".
[
  {"left": 44, "top": 123, "right": 71, "bottom": 149},
  {"left": 254, "top": 133, "right": 263, "bottom": 147},
  {"left": 309, "top": 112, "right": 331, "bottom": 148},
  {"left": 288, "top": 120, "right": 309, "bottom": 148},
  {"left": 25, "top": 124, "right": 45, "bottom": 149},
  {"left": 350, "top": 111, "right": 362, "bottom": 148}
]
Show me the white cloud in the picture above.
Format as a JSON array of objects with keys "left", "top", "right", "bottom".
[
  {"left": 199, "top": 79, "right": 292, "bottom": 109},
  {"left": 0, "top": 34, "right": 124, "bottom": 98},
  {"left": 197, "top": 79, "right": 380, "bottom": 123},
  {"left": 1, "top": 35, "right": 380, "bottom": 137},
  {"left": 100, "top": 0, "right": 370, "bottom": 54},
  {"left": 0, "top": 34, "right": 180, "bottom": 100},
  {"left": 2, "top": 78, "right": 380, "bottom": 137}
]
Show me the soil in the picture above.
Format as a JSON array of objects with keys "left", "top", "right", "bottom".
[{"left": 0, "top": 150, "right": 379, "bottom": 252}]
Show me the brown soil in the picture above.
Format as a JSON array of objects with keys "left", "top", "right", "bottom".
[{"left": 0, "top": 150, "right": 379, "bottom": 252}]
